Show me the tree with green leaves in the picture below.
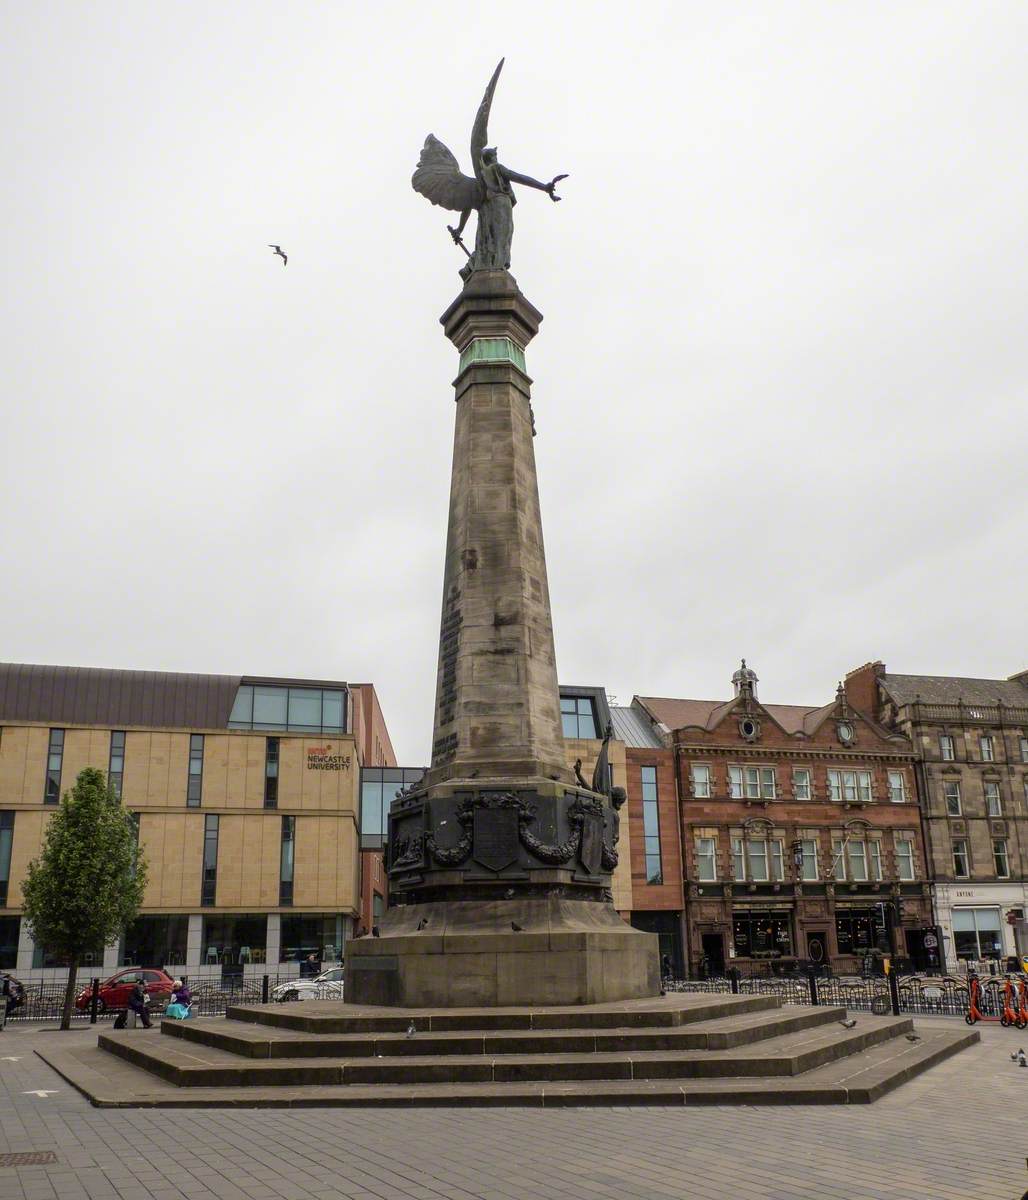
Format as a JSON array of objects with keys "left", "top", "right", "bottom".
[{"left": 22, "top": 767, "right": 147, "bottom": 1030}]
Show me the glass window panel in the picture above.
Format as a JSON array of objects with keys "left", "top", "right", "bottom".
[
  {"left": 944, "top": 781, "right": 961, "bottom": 815},
  {"left": 994, "top": 840, "right": 1009, "bottom": 877},
  {"left": 828, "top": 771, "right": 842, "bottom": 801},
  {"left": 728, "top": 767, "right": 743, "bottom": 799},
  {"left": 974, "top": 908, "right": 1002, "bottom": 933},
  {"left": 560, "top": 697, "right": 576, "bottom": 714},
  {"left": 280, "top": 818, "right": 295, "bottom": 883},
  {"left": 869, "top": 841, "right": 882, "bottom": 880},
  {"left": 691, "top": 766, "right": 710, "bottom": 798},
  {"left": 744, "top": 768, "right": 760, "bottom": 799},
  {"left": 747, "top": 840, "right": 768, "bottom": 881},
  {"left": 121, "top": 915, "right": 190, "bottom": 967},
  {"left": 832, "top": 838, "right": 846, "bottom": 881},
  {"left": 761, "top": 768, "right": 776, "bottom": 798},
  {"left": 951, "top": 909, "right": 976, "bottom": 931},
  {"left": 732, "top": 837, "right": 745, "bottom": 880},
  {"left": 842, "top": 772, "right": 857, "bottom": 802},
  {"left": 642, "top": 804, "right": 660, "bottom": 838},
  {"left": 888, "top": 771, "right": 905, "bottom": 803},
  {"left": 985, "top": 782, "right": 1001, "bottom": 816},
  {"left": 801, "top": 839, "right": 818, "bottom": 881},
  {"left": 287, "top": 688, "right": 322, "bottom": 729},
  {"left": 229, "top": 686, "right": 253, "bottom": 725},
  {"left": 857, "top": 772, "right": 872, "bottom": 802},
  {"left": 696, "top": 838, "right": 716, "bottom": 881},
  {"left": 575, "top": 698, "right": 597, "bottom": 739},
  {"left": 794, "top": 770, "right": 810, "bottom": 800},
  {"left": 321, "top": 691, "right": 344, "bottom": 730},
  {"left": 847, "top": 842, "right": 868, "bottom": 881},
  {"left": 940, "top": 735, "right": 954, "bottom": 760},
  {"left": 895, "top": 839, "right": 915, "bottom": 880},
  {"left": 253, "top": 686, "right": 289, "bottom": 727},
  {"left": 771, "top": 839, "right": 784, "bottom": 880}
]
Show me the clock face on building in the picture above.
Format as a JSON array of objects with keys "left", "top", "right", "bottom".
[{"left": 838, "top": 722, "right": 854, "bottom": 744}]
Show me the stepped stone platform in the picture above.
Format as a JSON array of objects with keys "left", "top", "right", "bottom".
[{"left": 37, "top": 993, "right": 977, "bottom": 1108}]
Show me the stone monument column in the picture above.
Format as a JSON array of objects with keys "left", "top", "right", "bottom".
[
  {"left": 428, "top": 270, "right": 569, "bottom": 786},
  {"left": 346, "top": 270, "right": 659, "bottom": 1007}
]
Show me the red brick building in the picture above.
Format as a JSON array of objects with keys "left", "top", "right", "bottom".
[{"left": 635, "top": 663, "right": 933, "bottom": 977}]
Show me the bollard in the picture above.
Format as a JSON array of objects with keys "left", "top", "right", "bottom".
[
  {"left": 888, "top": 968, "right": 901, "bottom": 1017},
  {"left": 807, "top": 966, "right": 819, "bottom": 1006},
  {"left": 89, "top": 977, "right": 100, "bottom": 1025},
  {"left": 728, "top": 967, "right": 740, "bottom": 995},
  {"left": 261, "top": 974, "right": 269, "bottom": 1004}
]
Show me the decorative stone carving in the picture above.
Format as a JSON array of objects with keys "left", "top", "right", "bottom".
[{"left": 392, "top": 832, "right": 426, "bottom": 871}]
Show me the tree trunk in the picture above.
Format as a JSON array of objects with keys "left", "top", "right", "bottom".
[{"left": 60, "top": 962, "right": 79, "bottom": 1031}]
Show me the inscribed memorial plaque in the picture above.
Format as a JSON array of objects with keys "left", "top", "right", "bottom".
[{"left": 473, "top": 807, "right": 519, "bottom": 872}]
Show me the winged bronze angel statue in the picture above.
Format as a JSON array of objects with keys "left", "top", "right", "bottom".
[{"left": 412, "top": 59, "right": 567, "bottom": 278}]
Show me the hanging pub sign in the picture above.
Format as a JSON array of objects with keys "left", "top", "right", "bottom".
[{"left": 306, "top": 745, "right": 352, "bottom": 771}]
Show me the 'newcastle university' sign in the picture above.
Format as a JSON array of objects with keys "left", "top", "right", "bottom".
[{"left": 306, "top": 746, "right": 352, "bottom": 771}]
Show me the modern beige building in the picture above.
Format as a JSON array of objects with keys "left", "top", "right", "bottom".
[{"left": 0, "top": 663, "right": 394, "bottom": 983}]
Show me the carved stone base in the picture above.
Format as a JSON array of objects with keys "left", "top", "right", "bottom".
[{"left": 346, "top": 897, "right": 660, "bottom": 1007}]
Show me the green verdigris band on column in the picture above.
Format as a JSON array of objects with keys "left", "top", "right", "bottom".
[{"left": 458, "top": 336, "right": 527, "bottom": 374}]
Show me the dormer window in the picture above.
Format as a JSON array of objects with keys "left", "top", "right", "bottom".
[{"left": 560, "top": 695, "right": 597, "bottom": 739}]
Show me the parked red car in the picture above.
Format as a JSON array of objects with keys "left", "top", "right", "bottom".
[{"left": 74, "top": 968, "right": 174, "bottom": 1013}]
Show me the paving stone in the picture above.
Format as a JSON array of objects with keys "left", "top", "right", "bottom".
[{"left": 0, "top": 1017, "right": 1020, "bottom": 1198}]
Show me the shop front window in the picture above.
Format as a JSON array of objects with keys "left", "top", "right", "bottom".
[
  {"left": 280, "top": 914, "right": 347, "bottom": 964},
  {"left": 835, "top": 909, "right": 880, "bottom": 956},
  {"left": 952, "top": 908, "right": 1003, "bottom": 961},
  {"left": 0, "top": 917, "right": 18, "bottom": 969},
  {"left": 201, "top": 915, "right": 268, "bottom": 967},
  {"left": 732, "top": 911, "right": 793, "bottom": 958},
  {"left": 121, "top": 915, "right": 189, "bottom": 967}
]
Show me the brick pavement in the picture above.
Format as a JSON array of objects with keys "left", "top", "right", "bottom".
[{"left": 0, "top": 1016, "right": 1021, "bottom": 1200}]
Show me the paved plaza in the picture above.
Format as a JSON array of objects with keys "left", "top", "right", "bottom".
[{"left": 0, "top": 1017, "right": 1020, "bottom": 1200}]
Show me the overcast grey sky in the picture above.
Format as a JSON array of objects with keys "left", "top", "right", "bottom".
[{"left": 2, "top": 2, "right": 1026, "bottom": 762}]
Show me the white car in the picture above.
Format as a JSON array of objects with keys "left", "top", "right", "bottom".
[{"left": 271, "top": 967, "right": 345, "bottom": 1003}]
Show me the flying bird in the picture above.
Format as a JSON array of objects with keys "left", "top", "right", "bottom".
[
  {"left": 268, "top": 244, "right": 287, "bottom": 265},
  {"left": 839, "top": 1018, "right": 857, "bottom": 1029}
]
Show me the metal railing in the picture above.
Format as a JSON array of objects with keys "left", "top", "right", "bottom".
[
  {"left": 1, "top": 973, "right": 335, "bottom": 1025},
  {"left": 665, "top": 970, "right": 1000, "bottom": 1019}
]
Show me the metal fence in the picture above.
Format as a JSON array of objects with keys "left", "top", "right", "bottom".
[
  {"left": 1, "top": 973, "right": 327, "bottom": 1025},
  {"left": 666, "top": 972, "right": 1001, "bottom": 1019}
]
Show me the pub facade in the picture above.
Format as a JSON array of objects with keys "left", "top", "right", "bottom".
[{"left": 635, "top": 662, "right": 934, "bottom": 977}]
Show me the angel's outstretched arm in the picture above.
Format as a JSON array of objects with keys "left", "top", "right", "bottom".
[{"left": 499, "top": 165, "right": 568, "bottom": 200}]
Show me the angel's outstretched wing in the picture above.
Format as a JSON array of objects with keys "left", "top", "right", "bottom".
[
  {"left": 412, "top": 135, "right": 482, "bottom": 212},
  {"left": 470, "top": 59, "right": 504, "bottom": 187}
]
